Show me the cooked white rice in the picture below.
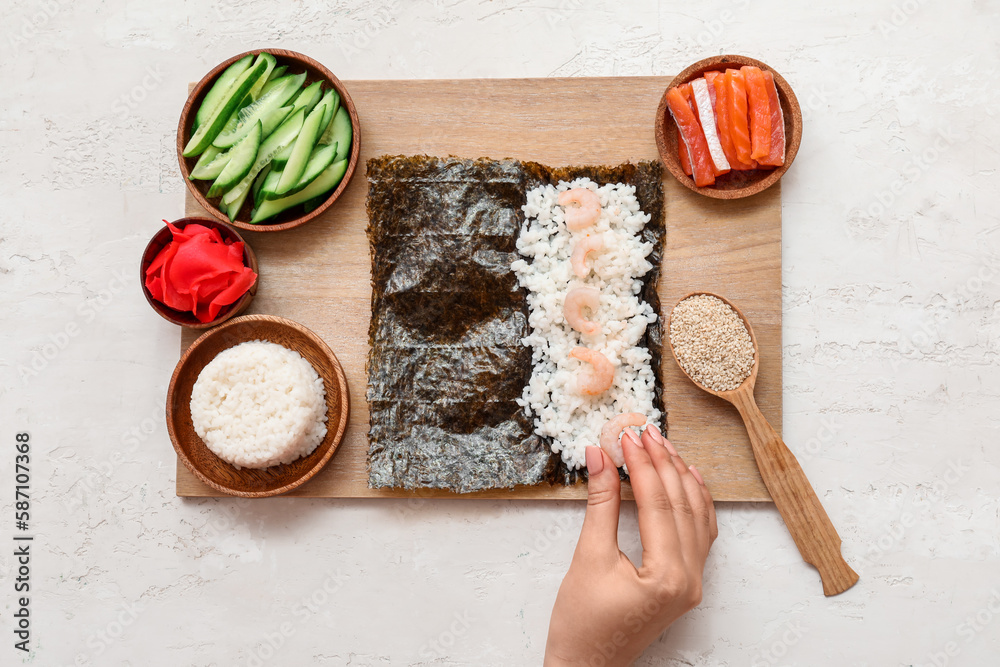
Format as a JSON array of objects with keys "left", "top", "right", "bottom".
[
  {"left": 512, "top": 178, "right": 661, "bottom": 469},
  {"left": 190, "top": 340, "right": 328, "bottom": 469}
]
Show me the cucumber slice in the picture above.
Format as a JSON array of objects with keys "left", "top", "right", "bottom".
[
  {"left": 260, "top": 65, "right": 288, "bottom": 95},
  {"left": 252, "top": 164, "right": 272, "bottom": 207},
  {"left": 329, "top": 106, "right": 352, "bottom": 162},
  {"left": 271, "top": 142, "right": 293, "bottom": 170},
  {"left": 183, "top": 58, "right": 268, "bottom": 157},
  {"left": 308, "top": 90, "right": 336, "bottom": 148},
  {"left": 258, "top": 72, "right": 304, "bottom": 103},
  {"left": 189, "top": 144, "right": 223, "bottom": 180},
  {"left": 207, "top": 121, "right": 262, "bottom": 198},
  {"left": 274, "top": 95, "right": 331, "bottom": 196},
  {"left": 266, "top": 143, "right": 336, "bottom": 199},
  {"left": 225, "top": 181, "right": 251, "bottom": 221},
  {"left": 262, "top": 81, "right": 323, "bottom": 170},
  {"left": 261, "top": 105, "right": 293, "bottom": 138},
  {"left": 251, "top": 159, "right": 348, "bottom": 223},
  {"left": 302, "top": 195, "right": 327, "bottom": 214},
  {"left": 246, "top": 52, "right": 277, "bottom": 101},
  {"left": 290, "top": 81, "right": 323, "bottom": 116},
  {"left": 221, "top": 108, "right": 305, "bottom": 208},
  {"left": 212, "top": 74, "right": 302, "bottom": 149},
  {"left": 259, "top": 168, "right": 283, "bottom": 202},
  {"left": 317, "top": 90, "right": 342, "bottom": 145},
  {"left": 193, "top": 54, "right": 253, "bottom": 132},
  {"left": 190, "top": 147, "right": 232, "bottom": 181}
]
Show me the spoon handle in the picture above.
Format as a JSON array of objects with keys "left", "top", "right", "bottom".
[{"left": 730, "top": 389, "right": 859, "bottom": 596}]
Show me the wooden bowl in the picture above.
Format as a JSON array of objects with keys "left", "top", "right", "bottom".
[
  {"left": 166, "top": 315, "right": 350, "bottom": 497},
  {"left": 655, "top": 55, "right": 802, "bottom": 199},
  {"left": 177, "top": 49, "right": 361, "bottom": 233},
  {"left": 140, "top": 217, "right": 258, "bottom": 329}
]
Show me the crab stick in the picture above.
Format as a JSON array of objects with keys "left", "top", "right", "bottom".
[
  {"left": 741, "top": 66, "right": 772, "bottom": 161},
  {"left": 759, "top": 70, "right": 785, "bottom": 166},
  {"left": 665, "top": 86, "right": 715, "bottom": 187},
  {"left": 691, "top": 77, "right": 730, "bottom": 175}
]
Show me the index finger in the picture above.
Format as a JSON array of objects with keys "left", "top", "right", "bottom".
[{"left": 621, "top": 430, "right": 680, "bottom": 569}]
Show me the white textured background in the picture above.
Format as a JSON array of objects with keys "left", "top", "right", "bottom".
[{"left": 2, "top": 1, "right": 999, "bottom": 665}]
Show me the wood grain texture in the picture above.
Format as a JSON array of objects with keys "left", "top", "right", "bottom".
[
  {"left": 176, "top": 76, "right": 780, "bottom": 501},
  {"left": 140, "top": 217, "right": 258, "bottom": 328},
  {"left": 667, "top": 292, "right": 856, "bottom": 595},
  {"left": 177, "top": 49, "right": 362, "bottom": 233},
  {"left": 168, "top": 315, "right": 350, "bottom": 497},
  {"left": 654, "top": 55, "right": 802, "bottom": 199}
]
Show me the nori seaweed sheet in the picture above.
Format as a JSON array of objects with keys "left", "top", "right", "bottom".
[{"left": 365, "top": 155, "right": 665, "bottom": 492}]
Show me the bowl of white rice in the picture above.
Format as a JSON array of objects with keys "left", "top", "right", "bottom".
[{"left": 166, "top": 314, "right": 350, "bottom": 497}]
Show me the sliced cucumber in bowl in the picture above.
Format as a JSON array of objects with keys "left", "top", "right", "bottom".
[
  {"left": 212, "top": 73, "right": 305, "bottom": 149},
  {"left": 220, "top": 107, "right": 306, "bottom": 209},
  {"left": 274, "top": 91, "right": 336, "bottom": 197},
  {"left": 246, "top": 52, "right": 277, "bottom": 101},
  {"left": 183, "top": 58, "right": 268, "bottom": 157},
  {"left": 207, "top": 121, "right": 263, "bottom": 199},
  {"left": 251, "top": 159, "right": 348, "bottom": 224},
  {"left": 265, "top": 142, "right": 337, "bottom": 200},
  {"left": 192, "top": 54, "right": 253, "bottom": 132},
  {"left": 329, "top": 106, "right": 353, "bottom": 162},
  {"left": 184, "top": 51, "right": 356, "bottom": 223},
  {"left": 189, "top": 145, "right": 227, "bottom": 180}
]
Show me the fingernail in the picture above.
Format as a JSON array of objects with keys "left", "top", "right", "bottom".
[
  {"left": 623, "top": 428, "right": 643, "bottom": 449},
  {"left": 663, "top": 439, "right": 678, "bottom": 456},
  {"left": 689, "top": 465, "right": 705, "bottom": 486},
  {"left": 586, "top": 446, "right": 605, "bottom": 475}
]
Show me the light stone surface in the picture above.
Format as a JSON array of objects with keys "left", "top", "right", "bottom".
[{"left": 2, "top": 1, "right": 999, "bottom": 665}]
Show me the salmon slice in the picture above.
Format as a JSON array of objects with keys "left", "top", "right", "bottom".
[
  {"left": 725, "top": 69, "right": 754, "bottom": 165},
  {"left": 712, "top": 72, "right": 756, "bottom": 171},
  {"left": 741, "top": 66, "right": 772, "bottom": 161},
  {"left": 678, "top": 127, "right": 693, "bottom": 176},
  {"left": 666, "top": 86, "right": 715, "bottom": 187},
  {"left": 691, "top": 77, "right": 730, "bottom": 175},
  {"left": 703, "top": 71, "right": 719, "bottom": 107},
  {"left": 759, "top": 70, "right": 785, "bottom": 166},
  {"left": 679, "top": 83, "right": 698, "bottom": 122}
]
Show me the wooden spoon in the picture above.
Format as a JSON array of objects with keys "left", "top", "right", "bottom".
[{"left": 667, "top": 292, "right": 859, "bottom": 597}]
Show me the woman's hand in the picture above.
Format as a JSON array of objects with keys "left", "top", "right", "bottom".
[{"left": 544, "top": 425, "right": 718, "bottom": 666}]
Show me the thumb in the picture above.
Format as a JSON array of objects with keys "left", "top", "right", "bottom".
[{"left": 576, "top": 446, "right": 622, "bottom": 564}]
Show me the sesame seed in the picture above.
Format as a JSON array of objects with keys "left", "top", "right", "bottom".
[{"left": 669, "top": 294, "right": 755, "bottom": 392}]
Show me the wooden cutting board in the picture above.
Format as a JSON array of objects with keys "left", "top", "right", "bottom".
[{"left": 176, "top": 76, "right": 780, "bottom": 502}]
